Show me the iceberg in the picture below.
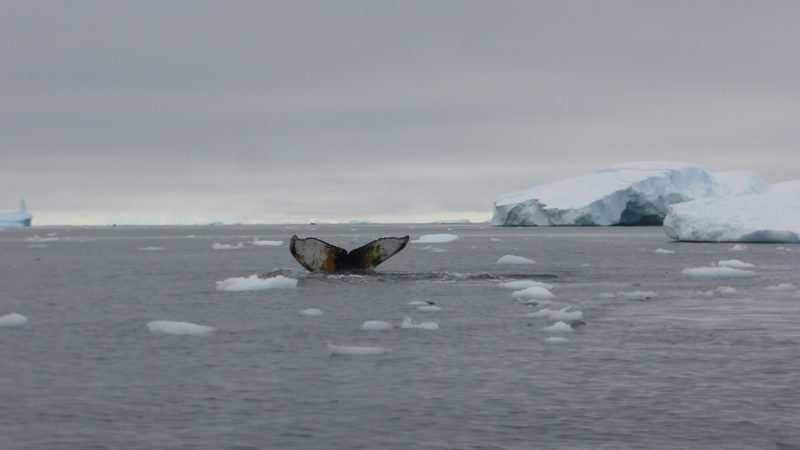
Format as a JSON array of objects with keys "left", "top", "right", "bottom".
[
  {"left": 664, "top": 180, "right": 800, "bottom": 243},
  {"left": 0, "top": 199, "right": 32, "bottom": 228},
  {"left": 491, "top": 162, "right": 767, "bottom": 226}
]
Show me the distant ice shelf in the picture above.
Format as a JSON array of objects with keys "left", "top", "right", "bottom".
[{"left": 491, "top": 162, "right": 767, "bottom": 226}]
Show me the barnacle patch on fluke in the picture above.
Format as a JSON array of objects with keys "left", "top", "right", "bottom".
[{"left": 290, "top": 235, "right": 409, "bottom": 272}]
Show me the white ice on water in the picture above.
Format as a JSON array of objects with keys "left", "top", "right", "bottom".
[
  {"left": 510, "top": 286, "right": 556, "bottom": 300},
  {"left": 545, "top": 336, "right": 570, "bottom": 344},
  {"left": 717, "top": 259, "right": 755, "bottom": 269},
  {"left": 664, "top": 180, "right": 800, "bottom": 243},
  {"left": 729, "top": 244, "right": 748, "bottom": 252},
  {"left": 407, "top": 300, "right": 431, "bottom": 306},
  {"left": 496, "top": 255, "right": 536, "bottom": 265},
  {"left": 216, "top": 275, "right": 298, "bottom": 291},
  {"left": 681, "top": 266, "right": 756, "bottom": 278},
  {"left": 147, "top": 320, "right": 216, "bottom": 336},
  {"left": 139, "top": 247, "right": 165, "bottom": 251},
  {"left": 212, "top": 242, "right": 244, "bottom": 250},
  {"left": 25, "top": 235, "right": 59, "bottom": 242},
  {"left": 498, "top": 280, "right": 554, "bottom": 290},
  {"left": 400, "top": 316, "right": 439, "bottom": 330},
  {"left": 764, "top": 283, "right": 797, "bottom": 293},
  {"left": 0, "top": 313, "right": 28, "bottom": 327},
  {"left": 327, "top": 343, "right": 391, "bottom": 356},
  {"left": 253, "top": 238, "right": 283, "bottom": 246},
  {"left": 492, "top": 162, "right": 767, "bottom": 226},
  {"left": 410, "top": 234, "right": 460, "bottom": 244},
  {"left": 299, "top": 308, "right": 323, "bottom": 316},
  {"left": 417, "top": 305, "right": 442, "bottom": 312},
  {"left": 361, "top": 320, "right": 392, "bottom": 331},
  {"left": 543, "top": 321, "right": 573, "bottom": 333},
  {"left": 654, "top": 248, "right": 675, "bottom": 254},
  {"left": 523, "top": 307, "right": 584, "bottom": 322}
]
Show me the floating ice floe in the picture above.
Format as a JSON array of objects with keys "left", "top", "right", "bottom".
[
  {"left": 654, "top": 248, "right": 675, "bottom": 254},
  {"left": 498, "top": 280, "right": 554, "bottom": 290},
  {"left": 361, "top": 320, "right": 392, "bottom": 331},
  {"left": 664, "top": 180, "right": 800, "bottom": 243},
  {"left": 765, "top": 283, "right": 798, "bottom": 293},
  {"left": 681, "top": 267, "right": 756, "bottom": 278},
  {"left": 729, "top": 244, "right": 748, "bottom": 252},
  {"left": 700, "top": 286, "right": 738, "bottom": 297},
  {"left": 327, "top": 343, "right": 391, "bottom": 356},
  {"left": 545, "top": 336, "right": 570, "bottom": 344},
  {"left": 523, "top": 306, "right": 584, "bottom": 322},
  {"left": 147, "top": 320, "right": 215, "bottom": 336},
  {"left": 299, "top": 308, "right": 323, "bottom": 317},
  {"left": 216, "top": 275, "right": 298, "bottom": 292},
  {"left": 212, "top": 242, "right": 244, "bottom": 250},
  {"left": 139, "top": 246, "right": 165, "bottom": 251},
  {"left": 510, "top": 286, "right": 555, "bottom": 300},
  {"left": 400, "top": 316, "right": 439, "bottom": 330},
  {"left": 253, "top": 238, "right": 283, "bottom": 247},
  {"left": 410, "top": 234, "right": 460, "bottom": 244},
  {"left": 420, "top": 245, "right": 448, "bottom": 253},
  {"left": 417, "top": 305, "right": 442, "bottom": 312},
  {"left": 407, "top": 300, "right": 432, "bottom": 306},
  {"left": 618, "top": 290, "right": 658, "bottom": 299},
  {"left": 0, "top": 313, "right": 28, "bottom": 327},
  {"left": 491, "top": 161, "right": 767, "bottom": 226},
  {"left": 543, "top": 321, "right": 573, "bottom": 333},
  {"left": 718, "top": 259, "right": 755, "bottom": 269},
  {"left": 25, "top": 235, "right": 59, "bottom": 242},
  {"left": 496, "top": 255, "right": 535, "bottom": 265}
]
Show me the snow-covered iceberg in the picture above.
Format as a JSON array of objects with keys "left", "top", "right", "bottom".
[
  {"left": 664, "top": 180, "right": 800, "bottom": 243},
  {"left": 0, "top": 199, "right": 32, "bottom": 228},
  {"left": 491, "top": 162, "right": 767, "bottom": 226}
]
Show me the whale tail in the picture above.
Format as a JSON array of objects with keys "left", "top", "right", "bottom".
[{"left": 290, "top": 235, "right": 409, "bottom": 272}]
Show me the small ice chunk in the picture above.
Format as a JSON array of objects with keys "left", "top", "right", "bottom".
[
  {"left": 523, "top": 306, "right": 584, "bottom": 322},
  {"left": 410, "top": 234, "right": 459, "bottom": 244},
  {"left": 25, "top": 235, "right": 59, "bottom": 242},
  {"left": 212, "top": 242, "right": 244, "bottom": 250},
  {"left": 420, "top": 245, "right": 448, "bottom": 253},
  {"left": 545, "top": 336, "right": 570, "bottom": 344},
  {"left": 496, "top": 255, "right": 536, "bottom": 265},
  {"left": 516, "top": 298, "right": 553, "bottom": 306},
  {"left": 299, "top": 308, "right": 323, "bottom": 317},
  {"left": 510, "top": 286, "right": 555, "bottom": 300},
  {"left": 253, "top": 238, "right": 283, "bottom": 246},
  {"left": 147, "top": 320, "right": 215, "bottom": 336},
  {"left": 715, "top": 286, "right": 737, "bottom": 295},
  {"left": 729, "top": 244, "right": 748, "bottom": 252},
  {"left": 0, "top": 313, "right": 28, "bottom": 327},
  {"left": 361, "top": 320, "right": 392, "bottom": 331},
  {"left": 718, "top": 259, "right": 755, "bottom": 269},
  {"left": 619, "top": 290, "right": 658, "bottom": 299},
  {"left": 417, "top": 305, "right": 442, "bottom": 312},
  {"left": 401, "top": 316, "right": 439, "bottom": 330},
  {"left": 216, "top": 275, "right": 298, "bottom": 291},
  {"left": 498, "top": 280, "right": 554, "bottom": 290},
  {"left": 765, "top": 283, "right": 797, "bottom": 293},
  {"left": 139, "top": 246, "right": 165, "bottom": 251},
  {"left": 490, "top": 238, "right": 501, "bottom": 242},
  {"left": 327, "top": 343, "right": 391, "bottom": 356},
  {"left": 681, "top": 267, "right": 756, "bottom": 278},
  {"left": 654, "top": 248, "right": 675, "bottom": 254},
  {"left": 543, "top": 321, "right": 573, "bottom": 333},
  {"left": 407, "top": 300, "right": 431, "bottom": 306}
]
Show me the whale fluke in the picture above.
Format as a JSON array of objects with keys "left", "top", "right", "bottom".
[{"left": 290, "top": 235, "right": 409, "bottom": 272}]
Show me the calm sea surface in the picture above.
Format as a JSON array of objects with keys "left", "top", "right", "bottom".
[{"left": 1, "top": 225, "right": 799, "bottom": 449}]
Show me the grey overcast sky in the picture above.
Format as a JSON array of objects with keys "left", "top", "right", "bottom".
[{"left": 1, "top": 0, "right": 799, "bottom": 224}]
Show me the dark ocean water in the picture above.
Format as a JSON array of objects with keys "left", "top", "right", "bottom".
[{"left": 1, "top": 224, "right": 799, "bottom": 449}]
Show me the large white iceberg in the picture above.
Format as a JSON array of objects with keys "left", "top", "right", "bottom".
[
  {"left": 664, "top": 180, "right": 800, "bottom": 243},
  {"left": 491, "top": 162, "right": 767, "bottom": 226},
  {"left": 0, "top": 200, "right": 32, "bottom": 228}
]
